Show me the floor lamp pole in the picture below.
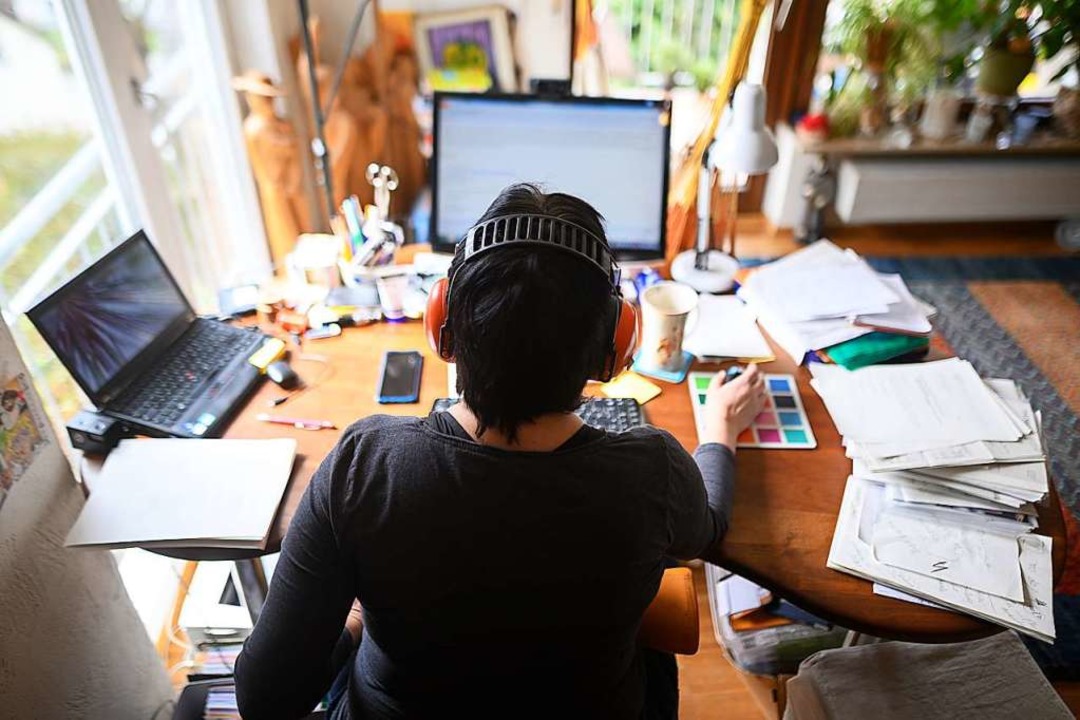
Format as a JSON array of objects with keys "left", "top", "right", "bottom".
[{"left": 298, "top": 0, "right": 336, "bottom": 226}]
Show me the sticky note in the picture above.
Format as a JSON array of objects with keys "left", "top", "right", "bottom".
[{"left": 600, "top": 372, "right": 662, "bottom": 405}]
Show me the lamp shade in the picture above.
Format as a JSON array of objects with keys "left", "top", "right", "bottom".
[{"left": 710, "top": 82, "right": 778, "bottom": 175}]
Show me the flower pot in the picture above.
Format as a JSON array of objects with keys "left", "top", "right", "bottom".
[
  {"left": 975, "top": 47, "right": 1035, "bottom": 98},
  {"left": 919, "top": 88, "right": 963, "bottom": 140},
  {"left": 1054, "top": 87, "right": 1080, "bottom": 139}
]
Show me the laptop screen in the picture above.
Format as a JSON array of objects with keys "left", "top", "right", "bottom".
[{"left": 27, "top": 231, "right": 193, "bottom": 401}]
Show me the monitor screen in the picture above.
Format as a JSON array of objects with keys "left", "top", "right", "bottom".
[
  {"left": 27, "top": 232, "right": 192, "bottom": 400},
  {"left": 432, "top": 93, "right": 671, "bottom": 259}
]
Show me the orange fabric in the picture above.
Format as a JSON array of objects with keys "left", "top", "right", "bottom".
[
  {"left": 1056, "top": 494, "right": 1080, "bottom": 595},
  {"left": 574, "top": 0, "right": 599, "bottom": 62},
  {"left": 639, "top": 567, "right": 699, "bottom": 655}
]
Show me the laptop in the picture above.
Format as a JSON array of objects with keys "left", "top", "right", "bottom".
[{"left": 27, "top": 231, "right": 268, "bottom": 438}]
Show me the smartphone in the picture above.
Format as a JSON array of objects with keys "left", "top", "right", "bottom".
[{"left": 376, "top": 351, "right": 423, "bottom": 404}]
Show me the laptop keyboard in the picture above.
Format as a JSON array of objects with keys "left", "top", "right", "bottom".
[{"left": 112, "top": 320, "right": 260, "bottom": 428}]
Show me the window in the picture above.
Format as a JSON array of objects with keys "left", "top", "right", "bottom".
[
  {"left": 0, "top": 1, "right": 128, "bottom": 423},
  {"left": 1, "top": 0, "right": 267, "bottom": 425},
  {"left": 604, "top": 0, "right": 744, "bottom": 89},
  {"left": 1, "top": 0, "right": 271, "bottom": 667}
]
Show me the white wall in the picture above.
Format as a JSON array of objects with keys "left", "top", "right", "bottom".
[
  {"left": 284, "top": 0, "right": 572, "bottom": 87},
  {"left": 0, "top": 319, "right": 172, "bottom": 720}
]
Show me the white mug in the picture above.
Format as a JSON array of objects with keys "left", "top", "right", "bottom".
[{"left": 639, "top": 282, "right": 698, "bottom": 373}]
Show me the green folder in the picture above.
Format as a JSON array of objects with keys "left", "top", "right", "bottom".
[{"left": 824, "top": 332, "right": 930, "bottom": 371}]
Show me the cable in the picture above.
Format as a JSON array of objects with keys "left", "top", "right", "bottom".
[
  {"left": 269, "top": 353, "right": 335, "bottom": 407},
  {"left": 165, "top": 562, "right": 244, "bottom": 678},
  {"left": 148, "top": 697, "right": 175, "bottom": 720}
]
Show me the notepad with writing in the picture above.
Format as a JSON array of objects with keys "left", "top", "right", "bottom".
[{"left": 66, "top": 438, "right": 297, "bottom": 550}]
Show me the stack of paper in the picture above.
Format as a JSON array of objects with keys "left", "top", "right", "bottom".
[
  {"left": 66, "top": 438, "right": 297, "bottom": 550},
  {"left": 812, "top": 359, "right": 1055, "bottom": 642},
  {"left": 736, "top": 240, "right": 933, "bottom": 363}
]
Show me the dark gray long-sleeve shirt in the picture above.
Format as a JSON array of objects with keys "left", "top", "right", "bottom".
[{"left": 235, "top": 413, "right": 734, "bottom": 719}]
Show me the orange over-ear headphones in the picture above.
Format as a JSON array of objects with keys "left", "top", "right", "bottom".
[{"left": 424, "top": 213, "right": 638, "bottom": 382}]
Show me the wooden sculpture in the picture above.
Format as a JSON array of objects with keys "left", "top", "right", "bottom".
[
  {"left": 291, "top": 12, "right": 426, "bottom": 221},
  {"left": 317, "top": 67, "right": 359, "bottom": 209},
  {"left": 346, "top": 85, "right": 388, "bottom": 208},
  {"left": 380, "top": 52, "right": 425, "bottom": 219},
  {"left": 232, "top": 71, "right": 310, "bottom": 269}
]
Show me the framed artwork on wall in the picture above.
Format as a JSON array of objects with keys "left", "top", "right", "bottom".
[{"left": 413, "top": 5, "right": 518, "bottom": 93}]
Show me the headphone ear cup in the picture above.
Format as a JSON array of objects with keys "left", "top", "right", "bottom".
[
  {"left": 610, "top": 299, "right": 638, "bottom": 377},
  {"left": 593, "top": 298, "right": 638, "bottom": 381},
  {"left": 424, "top": 277, "right": 454, "bottom": 361}
]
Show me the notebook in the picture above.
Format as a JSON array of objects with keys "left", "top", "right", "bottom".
[{"left": 66, "top": 438, "right": 297, "bottom": 550}]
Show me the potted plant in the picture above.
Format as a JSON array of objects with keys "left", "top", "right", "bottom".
[
  {"left": 827, "top": 0, "right": 935, "bottom": 135},
  {"left": 917, "top": 0, "right": 996, "bottom": 138},
  {"left": 976, "top": 1, "right": 1037, "bottom": 97},
  {"left": 1037, "top": 0, "right": 1080, "bottom": 137}
]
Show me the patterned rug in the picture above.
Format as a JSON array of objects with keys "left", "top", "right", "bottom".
[{"left": 866, "top": 256, "right": 1080, "bottom": 676}]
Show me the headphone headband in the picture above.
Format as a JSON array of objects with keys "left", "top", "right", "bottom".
[
  {"left": 461, "top": 214, "right": 620, "bottom": 289},
  {"left": 427, "top": 210, "right": 638, "bottom": 380}
]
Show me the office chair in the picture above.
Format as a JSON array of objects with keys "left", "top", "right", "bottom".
[
  {"left": 640, "top": 566, "right": 700, "bottom": 655},
  {"left": 172, "top": 568, "right": 699, "bottom": 718}
]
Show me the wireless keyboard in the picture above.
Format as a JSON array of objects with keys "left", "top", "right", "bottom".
[{"left": 430, "top": 396, "right": 646, "bottom": 433}]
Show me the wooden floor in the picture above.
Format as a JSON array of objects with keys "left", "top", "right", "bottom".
[{"left": 677, "top": 217, "right": 1078, "bottom": 720}]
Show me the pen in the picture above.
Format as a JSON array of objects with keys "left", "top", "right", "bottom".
[{"left": 256, "top": 413, "right": 337, "bottom": 430}]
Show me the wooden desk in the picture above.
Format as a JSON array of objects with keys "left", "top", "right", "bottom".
[{"left": 224, "top": 321, "right": 1066, "bottom": 643}]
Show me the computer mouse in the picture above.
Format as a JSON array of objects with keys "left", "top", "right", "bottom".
[{"left": 266, "top": 360, "right": 300, "bottom": 390}]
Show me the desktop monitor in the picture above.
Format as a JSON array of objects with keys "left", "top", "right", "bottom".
[{"left": 431, "top": 93, "right": 672, "bottom": 260}]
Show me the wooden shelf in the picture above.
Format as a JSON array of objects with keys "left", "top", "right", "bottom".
[{"left": 799, "top": 134, "right": 1080, "bottom": 159}]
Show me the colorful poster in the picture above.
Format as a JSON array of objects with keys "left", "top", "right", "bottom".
[
  {"left": 0, "top": 373, "right": 49, "bottom": 510},
  {"left": 426, "top": 20, "right": 498, "bottom": 89}
]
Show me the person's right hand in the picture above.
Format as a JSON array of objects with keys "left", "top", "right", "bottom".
[{"left": 701, "top": 364, "right": 767, "bottom": 452}]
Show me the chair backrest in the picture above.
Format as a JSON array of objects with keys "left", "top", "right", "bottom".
[{"left": 639, "top": 567, "right": 700, "bottom": 655}]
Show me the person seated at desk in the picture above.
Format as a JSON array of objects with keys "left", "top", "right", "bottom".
[{"left": 234, "top": 184, "right": 766, "bottom": 719}]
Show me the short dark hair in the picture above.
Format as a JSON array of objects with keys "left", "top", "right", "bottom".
[{"left": 447, "top": 183, "right": 614, "bottom": 441}]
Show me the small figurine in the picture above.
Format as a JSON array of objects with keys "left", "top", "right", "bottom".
[{"left": 796, "top": 158, "right": 836, "bottom": 245}]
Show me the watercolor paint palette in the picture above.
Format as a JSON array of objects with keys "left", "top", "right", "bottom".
[{"left": 688, "top": 372, "right": 818, "bottom": 449}]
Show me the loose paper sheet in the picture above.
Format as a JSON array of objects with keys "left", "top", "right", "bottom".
[
  {"left": 873, "top": 583, "right": 951, "bottom": 610},
  {"left": 852, "top": 274, "right": 933, "bottom": 335},
  {"left": 683, "top": 295, "right": 773, "bottom": 361},
  {"left": 810, "top": 359, "right": 1024, "bottom": 444},
  {"left": 871, "top": 509, "right": 1025, "bottom": 601}
]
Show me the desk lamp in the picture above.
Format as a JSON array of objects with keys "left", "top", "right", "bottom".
[{"left": 671, "top": 82, "right": 778, "bottom": 293}]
